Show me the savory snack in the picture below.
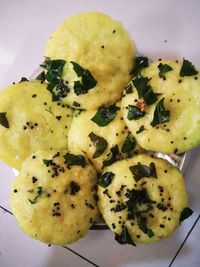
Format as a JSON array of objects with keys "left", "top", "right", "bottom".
[
  {"left": 44, "top": 12, "right": 135, "bottom": 110},
  {"left": 0, "top": 81, "right": 72, "bottom": 169},
  {"left": 68, "top": 102, "right": 141, "bottom": 172},
  {"left": 121, "top": 59, "right": 200, "bottom": 154},
  {"left": 98, "top": 154, "right": 190, "bottom": 244},
  {"left": 10, "top": 150, "right": 99, "bottom": 245},
  {"left": 0, "top": 11, "right": 196, "bottom": 248}
]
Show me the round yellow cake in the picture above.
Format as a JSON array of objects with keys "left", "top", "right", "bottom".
[
  {"left": 10, "top": 150, "right": 99, "bottom": 245},
  {"left": 68, "top": 102, "right": 141, "bottom": 172},
  {"left": 98, "top": 154, "right": 188, "bottom": 244},
  {"left": 121, "top": 60, "right": 200, "bottom": 154},
  {"left": 0, "top": 81, "right": 72, "bottom": 169},
  {"left": 44, "top": 12, "right": 136, "bottom": 110}
]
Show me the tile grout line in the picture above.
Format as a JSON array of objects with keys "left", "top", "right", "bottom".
[
  {"left": 0, "top": 205, "right": 101, "bottom": 267},
  {"left": 62, "top": 246, "right": 101, "bottom": 267},
  {"left": 0, "top": 205, "right": 13, "bottom": 215},
  {"left": 168, "top": 213, "right": 200, "bottom": 267}
]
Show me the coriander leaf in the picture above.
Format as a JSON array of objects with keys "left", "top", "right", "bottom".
[
  {"left": 151, "top": 97, "right": 170, "bottom": 127},
  {"left": 179, "top": 207, "right": 193, "bottom": 223},
  {"left": 133, "top": 75, "right": 158, "bottom": 105},
  {"left": 47, "top": 82, "right": 60, "bottom": 101},
  {"left": 71, "top": 61, "right": 97, "bottom": 94},
  {"left": 28, "top": 186, "right": 45, "bottom": 204},
  {"left": 180, "top": 59, "right": 198, "bottom": 77},
  {"left": 147, "top": 228, "right": 154, "bottom": 238},
  {"left": 133, "top": 75, "right": 149, "bottom": 98},
  {"left": 136, "top": 125, "right": 145, "bottom": 134},
  {"left": 88, "top": 132, "right": 108, "bottom": 158},
  {"left": 136, "top": 215, "right": 154, "bottom": 238},
  {"left": 127, "top": 105, "right": 146, "bottom": 120},
  {"left": 73, "top": 80, "right": 85, "bottom": 95},
  {"left": 129, "top": 162, "right": 157, "bottom": 182},
  {"left": 98, "top": 171, "right": 115, "bottom": 187},
  {"left": 130, "top": 56, "right": 149, "bottom": 76},
  {"left": 40, "top": 59, "right": 66, "bottom": 84},
  {"left": 0, "top": 112, "right": 9, "bottom": 128},
  {"left": 91, "top": 104, "right": 120, "bottom": 127},
  {"left": 70, "top": 61, "right": 84, "bottom": 77},
  {"left": 158, "top": 63, "right": 173, "bottom": 77},
  {"left": 40, "top": 60, "right": 51, "bottom": 70},
  {"left": 125, "top": 188, "right": 151, "bottom": 205},
  {"left": 102, "top": 145, "right": 121, "bottom": 168},
  {"left": 115, "top": 226, "right": 136, "bottom": 246},
  {"left": 121, "top": 134, "right": 136, "bottom": 153},
  {"left": 40, "top": 59, "right": 67, "bottom": 101},
  {"left": 64, "top": 153, "right": 86, "bottom": 168},
  {"left": 143, "top": 86, "right": 159, "bottom": 105},
  {"left": 82, "top": 69, "right": 97, "bottom": 89},
  {"left": 126, "top": 198, "right": 136, "bottom": 220},
  {"left": 43, "top": 159, "right": 53, "bottom": 167}
]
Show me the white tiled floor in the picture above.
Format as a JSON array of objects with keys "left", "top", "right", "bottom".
[{"left": 0, "top": 1, "right": 200, "bottom": 266}]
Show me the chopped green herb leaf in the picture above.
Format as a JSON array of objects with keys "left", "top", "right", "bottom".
[
  {"left": 98, "top": 171, "right": 115, "bottom": 188},
  {"left": 71, "top": 61, "right": 97, "bottom": 94},
  {"left": 129, "top": 162, "right": 157, "bottom": 182},
  {"left": 121, "top": 134, "right": 136, "bottom": 153},
  {"left": 40, "top": 59, "right": 66, "bottom": 84},
  {"left": 115, "top": 226, "right": 136, "bottom": 246},
  {"left": 133, "top": 75, "right": 158, "bottom": 105},
  {"left": 43, "top": 159, "right": 53, "bottom": 167},
  {"left": 91, "top": 104, "right": 120, "bottom": 127},
  {"left": 73, "top": 80, "right": 85, "bottom": 95},
  {"left": 88, "top": 132, "right": 108, "bottom": 158},
  {"left": 147, "top": 228, "right": 154, "bottom": 238},
  {"left": 143, "top": 85, "right": 159, "bottom": 105},
  {"left": 102, "top": 145, "right": 121, "bottom": 168},
  {"left": 137, "top": 215, "right": 154, "bottom": 238},
  {"left": 180, "top": 207, "right": 193, "bottom": 223},
  {"left": 28, "top": 186, "right": 45, "bottom": 204},
  {"left": 126, "top": 188, "right": 151, "bottom": 204},
  {"left": 136, "top": 125, "right": 145, "bottom": 134},
  {"left": 158, "top": 63, "right": 173, "bottom": 77},
  {"left": 180, "top": 59, "right": 198, "bottom": 77},
  {"left": 70, "top": 61, "right": 84, "bottom": 77},
  {"left": 133, "top": 75, "right": 149, "bottom": 98},
  {"left": 40, "top": 59, "right": 67, "bottom": 101},
  {"left": 151, "top": 98, "right": 170, "bottom": 127},
  {"left": 130, "top": 56, "right": 149, "bottom": 76},
  {"left": 0, "top": 112, "right": 9, "bottom": 128},
  {"left": 82, "top": 69, "right": 97, "bottom": 89},
  {"left": 64, "top": 153, "right": 86, "bottom": 168},
  {"left": 46, "top": 83, "right": 59, "bottom": 101},
  {"left": 127, "top": 105, "right": 146, "bottom": 120},
  {"left": 126, "top": 189, "right": 153, "bottom": 229}
]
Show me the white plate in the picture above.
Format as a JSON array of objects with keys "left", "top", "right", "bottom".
[{"left": 0, "top": 1, "right": 200, "bottom": 267}]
